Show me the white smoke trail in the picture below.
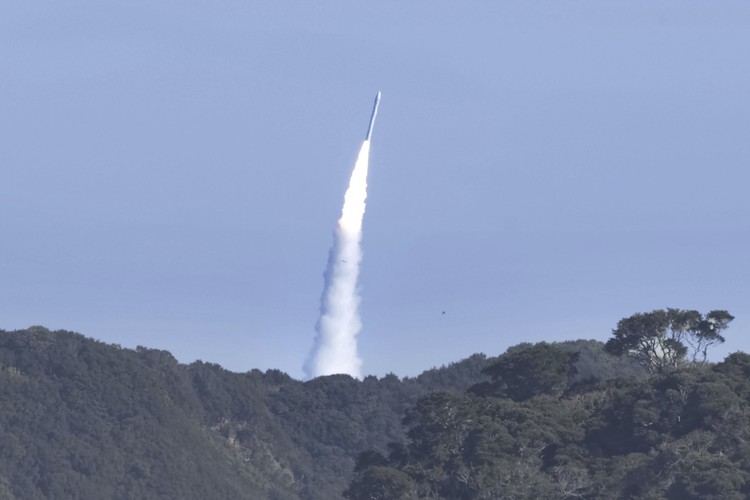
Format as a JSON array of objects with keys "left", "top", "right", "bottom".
[{"left": 304, "top": 140, "right": 371, "bottom": 378}]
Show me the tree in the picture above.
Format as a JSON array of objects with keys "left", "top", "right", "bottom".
[
  {"left": 687, "top": 310, "right": 735, "bottom": 362},
  {"left": 667, "top": 453, "right": 748, "bottom": 500},
  {"left": 345, "top": 466, "right": 417, "bottom": 500},
  {"left": 472, "top": 342, "right": 579, "bottom": 401},
  {"left": 605, "top": 309, "right": 733, "bottom": 373}
]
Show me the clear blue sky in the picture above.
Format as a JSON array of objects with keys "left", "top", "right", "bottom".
[{"left": 2, "top": 1, "right": 749, "bottom": 379}]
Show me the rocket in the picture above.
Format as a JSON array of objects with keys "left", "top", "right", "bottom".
[{"left": 365, "top": 91, "right": 381, "bottom": 141}]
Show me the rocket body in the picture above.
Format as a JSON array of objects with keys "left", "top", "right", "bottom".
[{"left": 365, "top": 91, "right": 381, "bottom": 141}]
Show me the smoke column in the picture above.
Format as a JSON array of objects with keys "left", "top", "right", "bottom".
[{"left": 304, "top": 139, "right": 372, "bottom": 378}]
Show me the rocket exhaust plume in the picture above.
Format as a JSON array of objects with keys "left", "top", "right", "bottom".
[{"left": 304, "top": 92, "right": 381, "bottom": 379}]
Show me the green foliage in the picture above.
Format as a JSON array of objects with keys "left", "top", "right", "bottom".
[
  {"left": 556, "top": 339, "right": 646, "bottom": 384},
  {"left": 473, "top": 342, "right": 579, "bottom": 401},
  {"left": 410, "top": 354, "right": 493, "bottom": 393},
  {"left": 2, "top": 318, "right": 747, "bottom": 500},
  {"left": 605, "top": 308, "right": 734, "bottom": 373},
  {"left": 345, "top": 466, "right": 417, "bottom": 500},
  {"left": 393, "top": 390, "right": 586, "bottom": 498},
  {"left": 0, "top": 327, "right": 492, "bottom": 499},
  {"left": 667, "top": 453, "right": 748, "bottom": 500},
  {"left": 351, "top": 335, "right": 750, "bottom": 499},
  {"left": 0, "top": 327, "right": 276, "bottom": 499}
]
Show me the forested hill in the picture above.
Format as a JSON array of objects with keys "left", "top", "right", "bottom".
[
  {"left": 0, "top": 313, "right": 743, "bottom": 499},
  {"left": 0, "top": 326, "right": 496, "bottom": 499}
]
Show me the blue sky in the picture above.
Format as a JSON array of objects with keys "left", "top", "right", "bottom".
[{"left": 2, "top": 1, "right": 749, "bottom": 379}]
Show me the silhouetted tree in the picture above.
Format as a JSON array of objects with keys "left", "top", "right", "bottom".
[{"left": 605, "top": 308, "right": 733, "bottom": 373}]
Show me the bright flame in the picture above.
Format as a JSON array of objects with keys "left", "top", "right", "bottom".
[{"left": 304, "top": 140, "right": 371, "bottom": 378}]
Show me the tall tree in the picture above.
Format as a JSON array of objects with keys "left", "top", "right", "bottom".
[{"left": 605, "top": 309, "right": 734, "bottom": 373}]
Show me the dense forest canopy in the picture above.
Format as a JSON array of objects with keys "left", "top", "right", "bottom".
[{"left": 0, "top": 309, "right": 744, "bottom": 499}]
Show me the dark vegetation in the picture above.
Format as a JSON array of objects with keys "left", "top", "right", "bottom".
[
  {"left": 0, "top": 308, "right": 745, "bottom": 499},
  {"left": 0, "top": 326, "right": 490, "bottom": 499}
]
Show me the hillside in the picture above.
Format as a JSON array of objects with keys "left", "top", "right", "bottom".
[
  {"left": 3, "top": 321, "right": 743, "bottom": 499},
  {"left": 347, "top": 342, "right": 750, "bottom": 499},
  {"left": 0, "top": 326, "right": 497, "bottom": 499}
]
